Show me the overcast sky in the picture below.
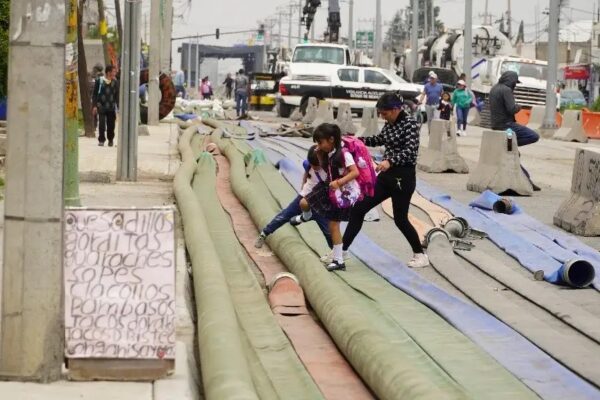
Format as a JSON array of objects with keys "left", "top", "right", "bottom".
[
  {"left": 169, "top": 0, "right": 597, "bottom": 46},
  {"left": 163, "top": 0, "right": 597, "bottom": 73}
]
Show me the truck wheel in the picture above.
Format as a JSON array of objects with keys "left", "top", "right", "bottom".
[{"left": 277, "top": 100, "right": 293, "bottom": 118}]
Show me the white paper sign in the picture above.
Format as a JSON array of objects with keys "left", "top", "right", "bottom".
[{"left": 64, "top": 208, "right": 176, "bottom": 360}]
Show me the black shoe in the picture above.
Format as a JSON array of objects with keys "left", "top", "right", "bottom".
[
  {"left": 326, "top": 260, "right": 346, "bottom": 272},
  {"left": 108, "top": 141, "right": 114, "bottom": 147},
  {"left": 290, "top": 215, "right": 308, "bottom": 226}
]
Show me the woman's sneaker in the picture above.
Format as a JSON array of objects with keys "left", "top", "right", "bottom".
[
  {"left": 254, "top": 232, "right": 267, "bottom": 248},
  {"left": 290, "top": 215, "right": 308, "bottom": 226},
  {"left": 408, "top": 253, "right": 430, "bottom": 268},
  {"left": 326, "top": 260, "right": 346, "bottom": 271},
  {"left": 320, "top": 250, "right": 350, "bottom": 264}
]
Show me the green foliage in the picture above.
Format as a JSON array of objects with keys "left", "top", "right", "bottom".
[
  {"left": 0, "top": 0, "right": 9, "bottom": 98},
  {"left": 591, "top": 96, "right": 600, "bottom": 112}
]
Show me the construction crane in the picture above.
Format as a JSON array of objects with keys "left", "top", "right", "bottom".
[{"left": 302, "top": 0, "right": 341, "bottom": 42}]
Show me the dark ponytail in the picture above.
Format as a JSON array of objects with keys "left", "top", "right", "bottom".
[{"left": 312, "top": 123, "right": 345, "bottom": 177}]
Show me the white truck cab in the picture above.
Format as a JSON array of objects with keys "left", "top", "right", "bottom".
[{"left": 278, "top": 43, "right": 421, "bottom": 117}]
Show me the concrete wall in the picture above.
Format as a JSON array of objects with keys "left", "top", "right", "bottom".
[{"left": 536, "top": 41, "right": 591, "bottom": 65}]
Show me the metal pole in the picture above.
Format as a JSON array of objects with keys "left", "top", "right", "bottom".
[
  {"left": 464, "top": 0, "right": 473, "bottom": 87},
  {"left": 424, "top": 0, "right": 428, "bottom": 39},
  {"left": 542, "top": 0, "right": 560, "bottom": 130},
  {"left": 279, "top": 12, "right": 283, "bottom": 48},
  {"left": 411, "top": 0, "right": 419, "bottom": 76},
  {"left": 117, "top": 0, "right": 142, "bottom": 181},
  {"left": 349, "top": 0, "right": 354, "bottom": 50},
  {"left": 298, "top": 0, "right": 303, "bottom": 44},
  {"left": 374, "top": 0, "right": 382, "bottom": 66},
  {"left": 288, "top": 5, "right": 293, "bottom": 50},
  {"left": 0, "top": 0, "right": 66, "bottom": 380},
  {"left": 430, "top": 0, "right": 435, "bottom": 36},
  {"left": 195, "top": 35, "right": 200, "bottom": 97},
  {"left": 148, "top": 0, "right": 161, "bottom": 125},
  {"left": 187, "top": 41, "right": 191, "bottom": 96}
]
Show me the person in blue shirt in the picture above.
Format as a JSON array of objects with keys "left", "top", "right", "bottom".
[{"left": 418, "top": 72, "right": 444, "bottom": 134}]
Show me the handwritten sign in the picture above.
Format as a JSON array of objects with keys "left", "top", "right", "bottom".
[{"left": 64, "top": 208, "right": 176, "bottom": 360}]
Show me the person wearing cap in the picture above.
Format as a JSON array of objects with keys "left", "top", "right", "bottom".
[
  {"left": 451, "top": 80, "right": 473, "bottom": 136},
  {"left": 418, "top": 72, "right": 444, "bottom": 134},
  {"left": 489, "top": 70, "right": 541, "bottom": 191},
  {"left": 342, "top": 93, "right": 429, "bottom": 269}
]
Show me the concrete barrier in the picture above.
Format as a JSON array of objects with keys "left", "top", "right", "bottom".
[
  {"left": 301, "top": 97, "right": 318, "bottom": 124},
  {"left": 554, "top": 147, "right": 600, "bottom": 236},
  {"left": 356, "top": 107, "right": 379, "bottom": 137},
  {"left": 553, "top": 110, "right": 588, "bottom": 143},
  {"left": 311, "top": 100, "right": 334, "bottom": 127},
  {"left": 289, "top": 107, "right": 303, "bottom": 121},
  {"left": 418, "top": 119, "right": 469, "bottom": 173},
  {"left": 466, "top": 130, "right": 533, "bottom": 195},
  {"left": 527, "top": 105, "right": 545, "bottom": 134},
  {"left": 335, "top": 102, "right": 358, "bottom": 134}
]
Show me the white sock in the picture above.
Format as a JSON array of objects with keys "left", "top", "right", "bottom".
[
  {"left": 332, "top": 244, "right": 344, "bottom": 263},
  {"left": 302, "top": 210, "right": 312, "bottom": 221}
]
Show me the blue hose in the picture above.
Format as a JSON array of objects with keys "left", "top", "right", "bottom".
[
  {"left": 469, "top": 191, "right": 597, "bottom": 289},
  {"left": 252, "top": 140, "right": 600, "bottom": 399},
  {"left": 417, "top": 181, "right": 596, "bottom": 288}
]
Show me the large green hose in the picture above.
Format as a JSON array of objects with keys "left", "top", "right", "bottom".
[
  {"left": 173, "top": 127, "right": 258, "bottom": 400},
  {"left": 191, "top": 152, "right": 325, "bottom": 400},
  {"left": 217, "top": 132, "right": 538, "bottom": 400},
  {"left": 214, "top": 136, "right": 468, "bottom": 400}
]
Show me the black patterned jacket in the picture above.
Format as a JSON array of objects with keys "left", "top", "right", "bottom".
[
  {"left": 360, "top": 111, "right": 420, "bottom": 167},
  {"left": 92, "top": 78, "right": 120, "bottom": 113}
]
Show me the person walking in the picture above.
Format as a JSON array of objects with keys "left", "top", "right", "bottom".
[
  {"left": 223, "top": 73, "right": 234, "bottom": 99},
  {"left": 200, "top": 76, "right": 213, "bottom": 100},
  {"left": 92, "top": 65, "right": 119, "bottom": 147},
  {"left": 342, "top": 93, "right": 429, "bottom": 269},
  {"left": 452, "top": 80, "right": 473, "bottom": 136},
  {"left": 235, "top": 69, "right": 250, "bottom": 117},
  {"left": 174, "top": 70, "right": 186, "bottom": 98},
  {"left": 418, "top": 72, "right": 444, "bottom": 134},
  {"left": 489, "top": 71, "right": 541, "bottom": 191}
]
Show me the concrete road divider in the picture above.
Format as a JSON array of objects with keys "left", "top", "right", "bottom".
[
  {"left": 554, "top": 110, "right": 589, "bottom": 143},
  {"left": 357, "top": 107, "right": 379, "bottom": 137},
  {"left": 526, "top": 105, "right": 545, "bottom": 134},
  {"left": 336, "top": 102, "right": 358, "bottom": 134},
  {"left": 301, "top": 97, "right": 318, "bottom": 124},
  {"left": 418, "top": 119, "right": 469, "bottom": 173},
  {"left": 467, "top": 130, "right": 533, "bottom": 195},
  {"left": 311, "top": 100, "right": 334, "bottom": 127},
  {"left": 554, "top": 147, "right": 600, "bottom": 236}
]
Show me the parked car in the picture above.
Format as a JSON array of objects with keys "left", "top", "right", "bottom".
[
  {"left": 277, "top": 65, "right": 423, "bottom": 118},
  {"left": 559, "top": 89, "right": 587, "bottom": 110}
]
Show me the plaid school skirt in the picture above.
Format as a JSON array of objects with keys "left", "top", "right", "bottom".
[{"left": 305, "top": 181, "right": 351, "bottom": 222}]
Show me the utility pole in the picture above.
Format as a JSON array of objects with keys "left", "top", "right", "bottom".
[
  {"left": 65, "top": 0, "right": 81, "bottom": 207},
  {"left": 507, "top": 0, "right": 512, "bottom": 40},
  {"left": 374, "top": 0, "right": 382, "bottom": 66},
  {"left": 298, "top": 0, "right": 303, "bottom": 44},
  {"left": 161, "top": 0, "right": 174, "bottom": 72},
  {"left": 542, "top": 0, "right": 559, "bottom": 132},
  {"left": 423, "top": 0, "right": 429, "bottom": 39},
  {"left": 117, "top": 0, "right": 142, "bottom": 181},
  {"left": 1, "top": 0, "right": 66, "bottom": 380},
  {"left": 349, "top": 0, "right": 354, "bottom": 51},
  {"left": 430, "top": 0, "right": 435, "bottom": 36},
  {"left": 411, "top": 0, "right": 419, "bottom": 76},
  {"left": 195, "top": 35, "right": 200, "bottom": 94},
  {"left": 148, "top": 0, "right": 161, "bottom": 125},
  {"left": 464, "top": 0, "right": 472, "bottom": 87},
  {"left": 288, "top": 4, "right": 293, "bottom": 50},
  {"left": 278, "top": 12, "right": 283, "bottom": 48},
  {"left": 186, "top": 41, "right": 191, "bottom": 94}
]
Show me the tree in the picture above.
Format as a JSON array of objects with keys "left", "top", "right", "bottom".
[
  {"left": 97, "top": 0, "right": 111, "bottom": 66},
  {"left": 114, "top": 0, "right": 123, "bottom": 47},
  {"left": 78, "top": 0, "right": 95, "bottom": 137},
  {"left": 0, "top": 0, "right": 9, "bottom": 99}
]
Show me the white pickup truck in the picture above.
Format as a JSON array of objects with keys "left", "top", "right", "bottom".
[{"left": 277, "top": 43, "right": 423, "bottom": 117}]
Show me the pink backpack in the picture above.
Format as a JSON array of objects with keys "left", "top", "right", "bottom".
[{"left": 340, "top": 136, "right": 376, "bottom": 199}]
